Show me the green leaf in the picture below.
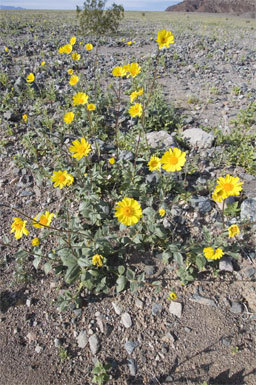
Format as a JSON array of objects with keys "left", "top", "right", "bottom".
[
  {"left": 195, "top": 254, "right": 206, "bottom": 271},
  {"left": 33, "top": 255, "right": 41, "bottom": 269},
  {"left": 61, "top": 255, "right": 77, "bottom": 268},
  {"left": 130, "top": 281, "right": 139, "bottom": 292},
  {"left": 118, "top": 265, "right": 125, "bottom": 275},
  {"left": 155, "top": 226, "right": 166, "bottom": 239},
  {"left": 126, "top": 268, "right": 135, "bottom": 281},
  {"left": 77, "top": 257, "right": 90, "bottom": 267},
  {"left": 173, "top": 252, "right": 183, "bottom": 265},
  {"left": 116, "top": 276, "right": 127, "bottom": 293},
  {"left": 43, "top": 262, "right": 52, "bottom": 274},
  {"left": 142, "top": 207, "right": 155, "bottom": 218},
  {"left": 65, "top": 264, "right": 80, "bottom": 284}
]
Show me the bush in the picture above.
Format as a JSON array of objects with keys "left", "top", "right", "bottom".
[{"left": 76, "top": 0, "right": 124, "bottom": 36}]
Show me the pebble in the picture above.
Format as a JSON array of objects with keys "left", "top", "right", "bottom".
[
  {"left": 121, "top": 312, "right": 132, "bottom": 328},
  {"left": 152, "top": 303, "right": 162, "bottom": 316},
  {"left": 135, "top": 298, "right": 144, "bottom": 309},
  {"left": 127, "top": 359, "right": 137, "bottom": 376},
  {"left": 111, "top": 302, "right": 123, "bottom": 315},
  {"left": 169, "top": 301, "right": 182, "bottom": 318},
  {"left": 243, "top": 266, "right": 256, "bottom": 278},
  {"left": 221, "top": 336, "right": 232, "bottom": 347},
  {"left": 35, "top": 344, "right": 43, "bottom": 353},
  {"left": 230, "top": 301, "right": 243, "bottom": 314},
  {"left": 144, "top": 265, "right": 155, "bottom": 276},
  {"left": 190, "top": 292, "right": 216, "bottom": 307},
  {"left": 89, "top": 334, "right": 100, "bottom": 355},
  {"left": 219, "top": 257, "right": 234, "bottom": 273},
  {"left": 124, "top": 341, "right": 138, "bottom": 355},
  {"left": 77, "top": 330, "right": 88, "bottom": 349}
]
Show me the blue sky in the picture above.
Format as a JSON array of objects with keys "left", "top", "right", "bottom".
[{"left": 1, "top": 0, "right": 180, "bottom": 11}]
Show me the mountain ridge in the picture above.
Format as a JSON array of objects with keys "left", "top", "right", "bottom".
[{"left": 166, "top": 0, "right": 256, "bottom": 13}]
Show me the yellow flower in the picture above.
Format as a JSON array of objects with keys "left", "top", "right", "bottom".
[
  {"left": 41, "top": 61, "right": 45, "bottom": 66},
  {"left": 109, "top": 157, "right": 115, "bottom": 165},
  {"left": 69, "top": 137, "right": 92, "bottom": 160},
  {"left": 130, "top": 88, "right": 144, "bottom": 103},
  {"left": 73, "top": 92, "right": 88, "bottom": 106},
  {"left": 112, "top": 66, "right": 127, "bottom": 77},
  {"left": 22, "top": 114, "right": 28, "bottom": 123},
  {"left": 212, "top": 187, "right": 226, "bottom": 203},
  {"left": 87, "top": 104, "right": 96, "bottom": 111},
  {"left": 51, "top": 170, "right": 74, "bottom": 189},
  {"left": 4, "top": 47, "right": 9, "bottom": 52},
  {"left": 32, "top": 238, "right": 40, "bottom": 247},
  {"left": 148, "top": 156, "right": 161, "bottom": 172},
  {"left": 64, "top": 112, "right": 74, "bottom": 124},
  {"left": 85, "top": 43, "right": 93, "bottom": 51},
  {"left": 126, "top": 62, "right": 141, "bottom": 78},
  {"left": 70, "top": 36, "right": 76, "bottom": 45},
  {"left": 159, "top": 208, "right": 166, "bottom": 217},
  {"left": 203, "top": 247, "right": 224, "bottom": 260},
  {"left": 157, "top": 29, "right": 174, "bottom": 49},
  {"left": 69, "top": 75, "right": 79, "bottom": 86},
  {"left": 67, "top": 68, "right": 74, "bottom": 75},
  {"left": 129, "top": 103, "right": 143, "bottom": 118},
  {"left": 161, "top": 148, "right": 186, "bottom": 172},
  {"left": 92, "top": 254, "right": 103, "bottom": 267},
  {"left": 33, "top": 211, "right": 55, "bottom": 228},
  {"left": 228, "top": 224, "right": 240, "bottom": 238},
  {"left": 115, "top": 197, "right": 142, "bottom": 226},
  {"left": 72, "top": 52, "right": 80, "bottom": 61},
  {"left": 127, "top": 41, "right": 132, "bottom": 46},
  {"left": 63, "top": 44, "right": 72, "bottom": 54},
  {"left": 215, "top": 174, "right": 243, "bottom": 199},
  {"left": 10, "top": 217, "right": 29, "bottom": 240},
  {"left": 58, "top": 46, "right": 64, "bottom": 54},
  {"left": 168, "top": 292, "right": 177, "bottom": 300},
  {"left": 26, "top": 73, "right": 35, "bottom": 83},
  {"left": 150, "top": 37, "right": 153, "bottom": 41}
]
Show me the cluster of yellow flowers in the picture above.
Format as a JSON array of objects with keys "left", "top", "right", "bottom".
[
  {"left": 212, "top": 174, "right": 243, "bottom": 203},
  {"left": 11, "top": 211, "right": 54, "bottom": 240},
  {"left": 112, "top": 62, "right": 141, "bottom": 78},
  {"left": 148, "top": 148, "right": 186, "bottom": 173}
]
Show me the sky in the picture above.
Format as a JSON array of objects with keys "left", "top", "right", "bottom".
[{"left": 0, "top": 0, "right": 180, "bottom": 11}]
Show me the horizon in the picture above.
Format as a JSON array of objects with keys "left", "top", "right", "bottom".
[{"left": 0, "top": 0, "right": 181, "bottom": 11}]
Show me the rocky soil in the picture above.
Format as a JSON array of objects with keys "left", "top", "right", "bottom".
[{"left": 0, "top": 10, "right": 256, "bottom": 385}]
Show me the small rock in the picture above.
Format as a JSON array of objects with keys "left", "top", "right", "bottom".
[
  {"left": 89, "top": 334, "right": 100, "bottom": 355},
  {"left": 54, "top": 338, "right": 62, "bottom": 347},
  {"left": 190, "top": 293, "right": 216, "bottom": 307},
  {"left": 152, "top": 303, "right": 162, "bottom": 316},
  {"left": 26, "top": 299, "right": 31, "bottom": 307},
  {"left": 77, "top": 330, "right": 88, "bottom": 349},
  {"left": 146, "top": 130, "right": 176, "bottom": 149},
  {"left": 124, "top": 341, "right": 138, "bottom": 355},
  {"left": 145, "top": 265, "right": 155, "bottom": 276},
  {"left": 162, "top": 332, "right": 175, "bottom": 345},
  {"left": 221, "top": 337, "right": 232, "bottom": 347},
  {"left": 96, "top": 314, "right": 105, "bottom": 333},
  {"left": 121, "top": 312, "right": 132, "bottom": 328},
  {"left": 26, "top": 332, "right": 36, "bottom": 344},
  {"left": 219, "top": 257, "right": 234, "bottom": 273},
  {"left": 35, "top": 344, "right": 43, "bottom": 353},
  {"left": 169, "top": 301, "right": 182, "bottom": 318},
  {"left": 230, "top": 301, "right": 243, "bottom": 314},
  {"left": 240, "top": 198, "right": 256, "bottom": 222},
  {"left": 111, "top": 302, "right": 123, "bottom": 315},
  {"left": 190, "top": 196, "right": 212, "bottom": 214},
  {"left": 135, "top": 298, "right": 144, "bottom": 309},
  {"left": 127, "top": 359, "right": 137, "bottom": 376},
  {"left": 243, "top": 267, "right": 256, "bottom": 278}
]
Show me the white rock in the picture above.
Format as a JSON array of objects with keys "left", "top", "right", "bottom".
[
  {"left": 121, "top": 312, "right": 132, "bottom": 328},
  {"left": 169, "top": 301, "right": 182, "bottom": 318},
  {"left": 182, "top": 128, "right": 214, "bottom": 149}
]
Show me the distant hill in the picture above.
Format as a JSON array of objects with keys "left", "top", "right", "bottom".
[
  {"left": 0, "top": 5, "right": 25, "bottom": 9},
  {"left": 165, "top": 0, "right": 256, "bottom": 13}
]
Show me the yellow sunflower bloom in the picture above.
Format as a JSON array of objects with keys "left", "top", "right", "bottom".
[
  {"left": 148, "top": 156, "right": 161, "bottom": 172},
  {"left": 26, "top": 73, "right": 35, "bottom": 83},
  {"left": 92, "top": 254, "right": 103, "bottom": 267},
  {"left": 63, "top": 44, "right": 72, "bottom": 54},
  {"left": 22, "top": 114, "right": 28, "bottom": 123},
  {"left": 203, "top": 247, "right": 224, "bottom": 260},
  {"left": 73, "top": 92, "right": 88, "bottom": 106},
  {"left": 112, "top": 66, "right": 127, "bottom": 77},
  {"left": 87, "top": 104, "right": 96, "bottom": 111},
  {"left": 215, "top": 174, "right": 243, "bottom": 199},
  {"left": 69, "top": 75, "right": 79, "bottom": 86},
  {"left": 33, "top": 211, "right": 55, "bottom": 228},
  {"left": 212, "top": 187, "right": 226, "bottom": 203},
  {"left": 32, "top": 238, "right": 40, "bottom": 247},
  {"left": 129, "top": 103, "right": 143, "bottom": 118},
  {"left": 85, "top": 43, "right": 93, "bottom": 51},
  {"left": 228, "top": 224, "right": 240, "bottom": 238},
  {"left": 157, "top": 29, "right": 174, "bottom": 49},
  {"left": 72, "top": 52, "right": 80, "bottom": 61},
  {"left": 109, "top": 157, "right": 115, "bottom": 165},
  {"left": 115, "top": 197, "right": 142, "bottom": 226},
  {"left": 161, "top": 148, "right": 186, "bottom": 172},
  {"left": 70, "top": 36, "right": 76, "bottom": 45},
  {"left": 10, "top": 217, "right": 29, "bottom": 240},
  {"left": 126, "top": 62, "right": 141, "bottom": 78},
  {"left": 69, "top": 137, "right": 92, "bottom": 160},
  {"left": 159, "top": 208, "right": 166, "bottom": 217},
  {"left": 67, "top": 68, "right": 74, "bottom": 75},
  {"left": 130, "top": 88, "right": 144, "bottom": 103},
  {"left": 51, "top": 170, "right": 74, "bottom": 189},
  {"left": 64, "top": 112, "right": 75, "bottom": 124}
]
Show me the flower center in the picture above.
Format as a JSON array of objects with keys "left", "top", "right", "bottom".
[
  {"left": 59, "top": 175, "right": 66, "bottom": 182},
  {"left": 151, "top": 160, "right": 158, "bottom": 167},
  {"left": 40, "top": 217, "right": 48, "bottom": 226},
  {"left": 15, "top": 223, "right": 23, "bottom": 230},
  {"left": 168, "top": 156, "right": 178, "bottom": 165},
  {"left": 223, "top": 183, "right": 233, "bottom": 192},
  {"left": 123, "top": 206, "right": 134, "bottom": 217}
]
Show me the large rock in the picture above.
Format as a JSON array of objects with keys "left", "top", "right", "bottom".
[
  {"left": 240, "top": 198, "right": 256, "bottom": 222},
  {"left": 182, "top": 128, "right": 214, "bottom": 149},
  {"left": 146, "top": 131, "right": 176, "bottom": 149}
]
